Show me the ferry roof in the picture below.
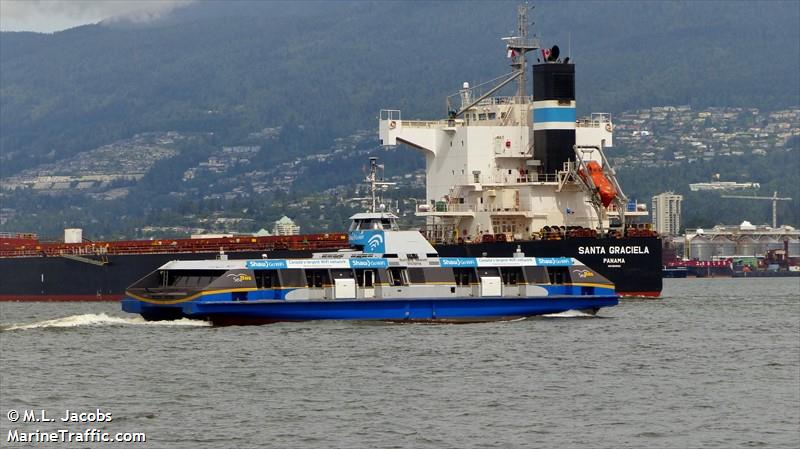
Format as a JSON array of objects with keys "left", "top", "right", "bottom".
[
  {"left": 349, "top": 212, "right": 399, "bottom": 220},
  {"left": 158, "top": 256, "right": 582, "bottom": 271}
]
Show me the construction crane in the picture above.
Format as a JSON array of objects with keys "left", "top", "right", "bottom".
[{"left": 720, "top": 191, "right": 792, "bottom": 228}]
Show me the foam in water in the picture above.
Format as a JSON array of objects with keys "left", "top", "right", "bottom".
[
  {"left": 3, "top": 313, "right": 210, "bottom": 331},
  {"left": 541, "top": 309, "right": 594, "bottom": 318}
]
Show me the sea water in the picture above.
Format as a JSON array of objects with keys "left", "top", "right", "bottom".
[{"left": 1, "top": 278, "right": 798, "bottom": 448}]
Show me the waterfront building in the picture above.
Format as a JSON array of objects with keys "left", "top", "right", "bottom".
[
  {"left": 273, "top": 216, "right": 300, "bottom": 236},
  {"left": 652, "top": 192, "right": 683, "bottom": 235}
]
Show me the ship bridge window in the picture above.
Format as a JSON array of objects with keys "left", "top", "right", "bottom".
[
  {"left": 305, "top": 269, "right": 330, "bottom": 288},
  {"left": 500, "top": 266, "right": 523, "bottom": 285},
  {"left": 547, "top": 267, "right": 570, "bottom": 285},
  {"left": 256, "top": 270, "right": 279, "bottom": 289},
  {"left": 488, "top": 112, "right": 496, "bottom": 120},
  {"left": 478, "top": 113, "right": 487, "bottom": 120}
]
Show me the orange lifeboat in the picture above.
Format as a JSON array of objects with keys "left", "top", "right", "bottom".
[{"left": 581, "top": 161, "right": 617, "bottom": 208}]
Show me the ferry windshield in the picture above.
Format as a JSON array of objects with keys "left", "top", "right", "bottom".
[{"left": 349, "top": 218, "right": 399, "bottom": 231}]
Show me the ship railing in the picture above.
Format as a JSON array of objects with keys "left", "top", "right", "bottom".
[
  {"left": 401, "top": 119, "right": 452, "bottom": 128},
  {"left": 419, "top": 203, "right": 526, "bottom": 214},
  {"left": 576, "top": 113, "right": 612, "bottom": 128},
  {"left": 475, "top": 95, "right": 532, "bottom": 106},
  {"left": 477, "top": 173, "right": 559, "bottom": 184},
  {"left": 0, "top": 231, "right": 39, "bottom": 240},
  {"left": 0, "top": 235, "right": 350, "bottom": 257}
]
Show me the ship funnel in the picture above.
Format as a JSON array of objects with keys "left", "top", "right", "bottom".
[{"left": 532, "top": 59, "right": 576, "bottom": 173}]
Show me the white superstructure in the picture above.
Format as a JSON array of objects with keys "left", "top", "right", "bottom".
[{"left": 378, "top": 7, "right": 647, "bottom": 243}]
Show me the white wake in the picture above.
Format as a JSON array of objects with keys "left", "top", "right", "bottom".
[
  {"left": 541, "top": 309, "right": 595, "bottom": 318},
  {"left": 3, "top": 313, "right": 210, "bottom": 331}
]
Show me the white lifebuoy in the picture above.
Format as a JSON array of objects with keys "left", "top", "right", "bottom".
[
  {"left": 389, "top": 120, "right": 397, "bottom": 129},
  {"left": 605, "top": 123, "right": 612, "bottom": 132}
]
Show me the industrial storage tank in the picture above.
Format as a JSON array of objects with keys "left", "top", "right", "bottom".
[
  {"left": 690, "top": 236, "right": 713, "bottom": 261},
  {"left": 736, "top": 236, "right": 757, "bottom": 256},
  {"left": 786, "top": 238, "right": 800, "bottom": 257},
  {"left": 759, "top": 236, "right": 782, "bottom": 252},
  {"left": 712, "top": 236, "right": 736, "bottom": 257}
]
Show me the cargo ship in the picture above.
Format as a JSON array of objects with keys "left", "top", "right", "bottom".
[{"left": 0, "top": 5, "right": 662, "bottom": 301}]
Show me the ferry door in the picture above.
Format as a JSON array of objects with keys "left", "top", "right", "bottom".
[{"left": 363, "top": 270, "right": 376, "bottom": 298}]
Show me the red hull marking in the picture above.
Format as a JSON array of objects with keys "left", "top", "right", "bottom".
[
  {"left": 0, "top": 294, "right": 123, "bottom": 302},
  {"left": 619, "top": 291, "right": 661, "bottom": 298}
]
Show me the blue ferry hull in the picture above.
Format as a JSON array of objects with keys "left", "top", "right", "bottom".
[{"left": 122, "top": 294, "right": 618, "bottom": 325}]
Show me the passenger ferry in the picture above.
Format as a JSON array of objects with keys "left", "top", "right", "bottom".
[{"left": 121, "top": 160, "right": 617, "bottom": 325}]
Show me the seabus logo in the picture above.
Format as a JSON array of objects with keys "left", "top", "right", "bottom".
[
  {"left": 227, "top": 273, "right": 253, "bottom": 283},
  {"left": 572, "top": 269, "right": 594, "bottom": 279}
]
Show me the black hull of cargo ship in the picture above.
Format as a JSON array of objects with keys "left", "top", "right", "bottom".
[
  {"left": 435, "top": 237, "right": 662, "bottom": 297},
  {"left": 0, "top": 237, "right": 661, "bottom": 301}
]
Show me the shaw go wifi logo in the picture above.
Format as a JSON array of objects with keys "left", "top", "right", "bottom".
[
  {"left": 347, "top": 230, "right": 386, "bottom": 253},
  {"left": 367, "top": 234, "right": 384, "bottom": 251}
]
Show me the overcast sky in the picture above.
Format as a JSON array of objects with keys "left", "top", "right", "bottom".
[{"left": 0, "top": 0, "right": 192, "bottom": 32}]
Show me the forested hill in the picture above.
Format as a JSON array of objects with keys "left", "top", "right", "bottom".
[{"left": 1, "top": 0, "right": 798, "bottom": 177}]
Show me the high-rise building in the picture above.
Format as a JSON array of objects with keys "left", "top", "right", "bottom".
[
  {"left": 652, "top": 192, "right": 683, "bottom": 235},
  {"left": 273, "top": 216, "right": 300, "bottom": 236}
]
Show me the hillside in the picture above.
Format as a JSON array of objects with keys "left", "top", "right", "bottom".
[{"left": 0, "top": 1, "right": 798, "bottom": 237}]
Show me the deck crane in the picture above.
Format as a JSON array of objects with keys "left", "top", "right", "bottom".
[{"left": 720, "top": 191, "right": 792, "bottom": 228}]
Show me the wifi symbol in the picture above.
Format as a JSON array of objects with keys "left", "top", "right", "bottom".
[{"left": 367, "top": 234, "right": 384, "bottom": 251}]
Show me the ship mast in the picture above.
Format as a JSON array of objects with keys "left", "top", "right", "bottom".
[
  {"left": 365, "top": 157, "right": 395, "bottom": 213},
  {"left": 510, "top": 3, "right": 537, "bottom": 100}
]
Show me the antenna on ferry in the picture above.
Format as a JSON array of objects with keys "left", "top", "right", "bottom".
[{"left": 365, "top": 157, "right": 396, "bottom": 214}]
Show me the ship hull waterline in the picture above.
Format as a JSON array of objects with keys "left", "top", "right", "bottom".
[{"left": 121, "top": 295, "right": 619, "bottom": 325}]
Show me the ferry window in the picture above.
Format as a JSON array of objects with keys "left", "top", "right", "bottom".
[
  {"left": 355, "top": 269, "right": 376, "bottom": 287},
  {"left": 256, "top": 270, "right": 278, "bottom": 288},
  {"left": 523, "top": 266, "right": 549, "bottom": 284},
  {"left": 548, "top": 267, "right": 570, "bottom": 285},
  {"left": 330, "top": 269, "right": 354, "bottom": 279},
  {"left": 501, "top": 267, "right": 523, "bottom": 285},
  {"left": 305, "top": 269, "right": 330, "bottom": 288},
  {"left": 279, "top": 269, "right": 305, "bottom": 288},
  {"left": 488, "top": 112, "right": 496, "bottom": 120},
  {"left": 383, "top": 254, "right": 398, "bottom": 259},
  {"left": 388, "top": 267, "right": 408, "bottom": 286},
  {"left": 407, "top": 268, "right": 426, "bottom": 284},
  {"left": 165, "top": 270, "right": 225, "bottom": 288},
  {"left": 453, "top": 268, "right": 477, "bottom": 286},
  {"left": 477, "top": 267, "right": 500, "bottom": 278}
]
